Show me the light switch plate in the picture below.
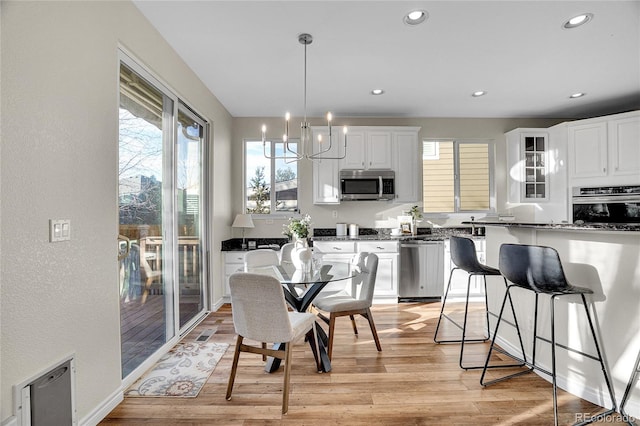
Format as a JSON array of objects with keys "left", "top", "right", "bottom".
[{"left": 50, "top": 219, "right": 71, "bottom": 242}]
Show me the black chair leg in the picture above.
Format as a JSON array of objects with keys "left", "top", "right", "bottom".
[
  {"left": 481, "top": 286, "right": 533, "bottom": 386},
  {"left": 434, "top": 267, "right": 458, "bottom": 343},
  {"left": 573, "top": 294, "right": 618, "bottom": 426}
]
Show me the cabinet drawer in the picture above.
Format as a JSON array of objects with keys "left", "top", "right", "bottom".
[
  {"left": 224, "top": 252, "right": 245, "bottom": 263},
  {"left": 357, "top": 241, "right": 399, "bottom": 253},
  {"left": 313, "top": 241, "right": 356, "bottom": 253},
  {"left": 225, "top": 264, "right": 242, "bottom": 275}
]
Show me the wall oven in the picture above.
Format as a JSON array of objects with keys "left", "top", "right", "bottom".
[
  {"left": 340, "top": 169, "right": 395, "bottom": 201},
  {"left": 572, "top": 185, "right": 640, "bottom": 224}
]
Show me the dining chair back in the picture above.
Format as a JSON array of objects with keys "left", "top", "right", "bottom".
[
  {"left": 243, "top": 249, "right": 279, "bottom": 271},
  {"left": 313, "top": 252, "right": 381, "bottom": 360},
  {"left": 279, "top": 242, "right": 295, "bottom": 264},
  {"left": 226, "top": 272, "right": 317, "bottom": 414}
]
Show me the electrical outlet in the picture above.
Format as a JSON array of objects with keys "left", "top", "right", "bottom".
[{"left": 332, "top": 210, "right": 338, "bottom": 218}]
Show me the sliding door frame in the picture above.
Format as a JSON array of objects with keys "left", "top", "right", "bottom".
[{"left": 118, "top": 48, "right": 211, "bottom": 388}]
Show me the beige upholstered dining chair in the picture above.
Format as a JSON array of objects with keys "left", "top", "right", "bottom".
[
  {"left": 278, "top": 242, "right": 295, "bottom": 264},
  {"left": 243, "top": 249, "right": 279, "bottom": 271},
  {"left": 226, "top": 272, "right": 318, "bottom": 414},
  {"left": 313, "top": 252, "right": 382, "bottom": 360}
]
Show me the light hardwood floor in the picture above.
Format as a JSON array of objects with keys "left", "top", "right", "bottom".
[{"left": 102, "top": 302, "right": 626, "bottom": 425}]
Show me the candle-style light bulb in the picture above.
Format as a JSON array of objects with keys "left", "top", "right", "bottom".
[
  {"left": 343, "top": 126, "right": 348, "bottom": 134},
  {"left": 284, "top": 112, "right": 290, "bottom": 139},
  {"left": 327, "top": 112, "right": 332, "bottom": 122},
  {"left": 317, "top": 134, "right": 323, "bottom": 143},
  {"left": 261, "top": 124, "right": 267, "bottom": 139},
  {"left": 283, "top": 134, "right": 288, "bottom": 142}
]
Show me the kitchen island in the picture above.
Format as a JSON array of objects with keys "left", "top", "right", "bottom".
[{"left": 477, "top": 221, "right": 640, "bottom": 419}]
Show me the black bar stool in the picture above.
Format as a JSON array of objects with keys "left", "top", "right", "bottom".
[
  {"left": 620, "top": 347, "right": 640, "bottom": 425},
  {"left": 481, "top": 243, "right": 617, "bottom": 426},
  {"left": 434, "top": 236, "right": 526, "bottom": 370}
]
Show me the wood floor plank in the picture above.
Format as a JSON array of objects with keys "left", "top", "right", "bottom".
[{"left": 102, "top": 302, "right": 625, "bottom": 425}]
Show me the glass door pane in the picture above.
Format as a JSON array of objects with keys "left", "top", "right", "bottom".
[
  {"left": 118, "top": 63, "right": 174, "bottom": 378},
  {"left": 176, "top": 107, "right": 206, "bottom": 328}
]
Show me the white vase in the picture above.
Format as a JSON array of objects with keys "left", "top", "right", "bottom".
[{"left": 292, "top": 238, "right": 312, "bottom": 272}]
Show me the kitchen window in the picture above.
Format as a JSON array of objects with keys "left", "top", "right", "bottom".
[
  {"left": 422, "top": 140, "right": 494, "bottom": 213},
  {"left": 244, "top": 140, "right": 298, "bottom": 214}
]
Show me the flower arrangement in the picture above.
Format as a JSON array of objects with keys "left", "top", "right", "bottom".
[{"left": 283, "top": 214, "right": 312, "bottom": 240}]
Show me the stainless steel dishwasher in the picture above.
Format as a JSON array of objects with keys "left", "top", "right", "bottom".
[{"left": 399, "top": 240, "right": 444, "bottom": 300}]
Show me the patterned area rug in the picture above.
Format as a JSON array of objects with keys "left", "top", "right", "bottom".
[{"left": 125, "top": 341, "right": 229, "bottom": 397}]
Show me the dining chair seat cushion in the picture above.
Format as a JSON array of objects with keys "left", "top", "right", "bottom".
[
  {"left": 313, "top": 290, "right": 370, "bottom": 312},
  {"left": 288, "top": 311, "right": 318, "bottom": 341}
]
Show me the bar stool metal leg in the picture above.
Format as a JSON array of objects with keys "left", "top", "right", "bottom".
[
  {"left": 435, "top": 271, "right": 527, "bottom": 370},
  {"left": 620, "top": 346, "right": 640, "bottom": 426}
]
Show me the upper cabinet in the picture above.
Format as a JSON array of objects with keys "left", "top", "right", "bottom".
[
  {"left": 312, "top": 126, "right": 421, "bottom": 205},
  {"left": 568, "top": 121, "right": 608, "bottom": 179},
  {"left": 311, "top": 127, "right": 342, "bottom": 204},
  {"left": 340, "top": 129, "right": 393, "bottom": 170},
  {"left": 393, "top": 129, "right": 420, "bottom": 203},
  {"left": 609, "top": 114, "right": 640, "bottom": 177},
  {"left": 568, "top": 111, "right": 640, "bottom": 186},
  {"left": 507, "top": 130, "right": 549, "bottom": 202}
]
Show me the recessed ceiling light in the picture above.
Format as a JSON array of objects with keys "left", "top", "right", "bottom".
[
  {"left": 569, "top": 92, "right": 586, "bottom": 99},
  {"left": 563, "top": 13, "right": 593, "bottom": 29},
  {"left": 472, "top": 91, "right": 487, "bottom": 97},
  {"left": 371, "top": 89, "right": 385, "bottom": 95},
  {"left": 404, "top": 10, "right": 428, "bottom": 26}
]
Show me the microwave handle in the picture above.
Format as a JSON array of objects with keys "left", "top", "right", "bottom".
[{"left": 379, "top": 176, "right": 383, "bottom": 198}]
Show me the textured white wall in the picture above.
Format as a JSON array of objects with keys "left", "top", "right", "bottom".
[{"left": 0, "top": 1, "right": 232, "bottom": 422}]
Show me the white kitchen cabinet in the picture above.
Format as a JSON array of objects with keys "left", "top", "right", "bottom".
[
  {"left": 443, "top": 238, "right": 486, "bottom": 299},
  {"left": 393, "top": 129, "right": 420, "bottom": 203},
  {"left": 568, "top": 121, "right": 608, "bottom": 179},
  {"left": 506, "top": 130, "right": 549, "bottom": 202},
  {"left": 340, "top": 129, "right": 392, "bottom": 170},
  {"left": 609, "top": 114, "right": 640, "bottom": 178},
  {"left": 567, "top": 110, "right": 640, "bottom": 186},
  {"left": 222, "top": 251, "right": 245, "bottom": 296},
  {"left": 314, "top": 239, "right": 399, "bottom": 303},
  {"left": 312, "top": 241, "right": 356, "bottom": 293},
  {"left": 356, "top": 241, "right": 399, "bottom": 302},
  {"left": 311, "top": 127, "right": 342, "bottom": 204}
]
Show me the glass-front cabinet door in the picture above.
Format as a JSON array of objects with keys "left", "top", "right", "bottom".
[{"left": 523, "top": 135, "right": 547, "bottom": 200}]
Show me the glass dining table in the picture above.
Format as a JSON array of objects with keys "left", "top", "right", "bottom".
[{"left": 245, "top": 261, "right": 358, "bottom": 373}]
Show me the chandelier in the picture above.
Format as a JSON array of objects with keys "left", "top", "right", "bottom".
[{"left": 262, "top": 33, "right": 347, "bottom": 161}]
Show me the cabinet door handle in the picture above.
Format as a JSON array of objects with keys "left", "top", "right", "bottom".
[
  {"left": 376, "top": 246, "right": 385, "bottom": 250},
  {"left": 333, "top": 247, "right": 342, "bottom": 251}
]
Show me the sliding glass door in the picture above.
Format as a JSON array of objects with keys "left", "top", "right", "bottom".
[{"left": 118, "top": 57, "right": 208, "bottom": 379}]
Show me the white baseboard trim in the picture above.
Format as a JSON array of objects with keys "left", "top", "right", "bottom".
[
  {"left": 1, "top": 416, "right": 17, "bottom": 426},
  {"left": 79, "top": 388, "right": 123, "bottom": 426},
  {"left": 212, "top": 297, "right": 227, "bottom": 311},
  {"left": 492, "top": 335, "right": 638, "bottom": 418}
]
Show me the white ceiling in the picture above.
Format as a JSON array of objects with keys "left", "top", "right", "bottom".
[{"left": 133, "top": 1, "right": 640, "bottom": 119}]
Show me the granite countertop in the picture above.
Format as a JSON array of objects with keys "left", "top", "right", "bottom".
[
  {"left": 465, "top": 221, "right": 640, "bottom": 232},
  {"left": 311, "top": 227, "right": 484, "bottom": 242}
]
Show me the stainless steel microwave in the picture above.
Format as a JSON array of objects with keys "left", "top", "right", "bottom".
[{"left": 339, "top": 169, "right": 395, "bottom": 201}]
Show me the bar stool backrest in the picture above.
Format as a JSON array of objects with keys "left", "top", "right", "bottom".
[
  {"left": 450, "top": 236, "right": 485, "bottom": 273},
  {"left": 498, "top": 244, "right": 570, "bottom": 293}
]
